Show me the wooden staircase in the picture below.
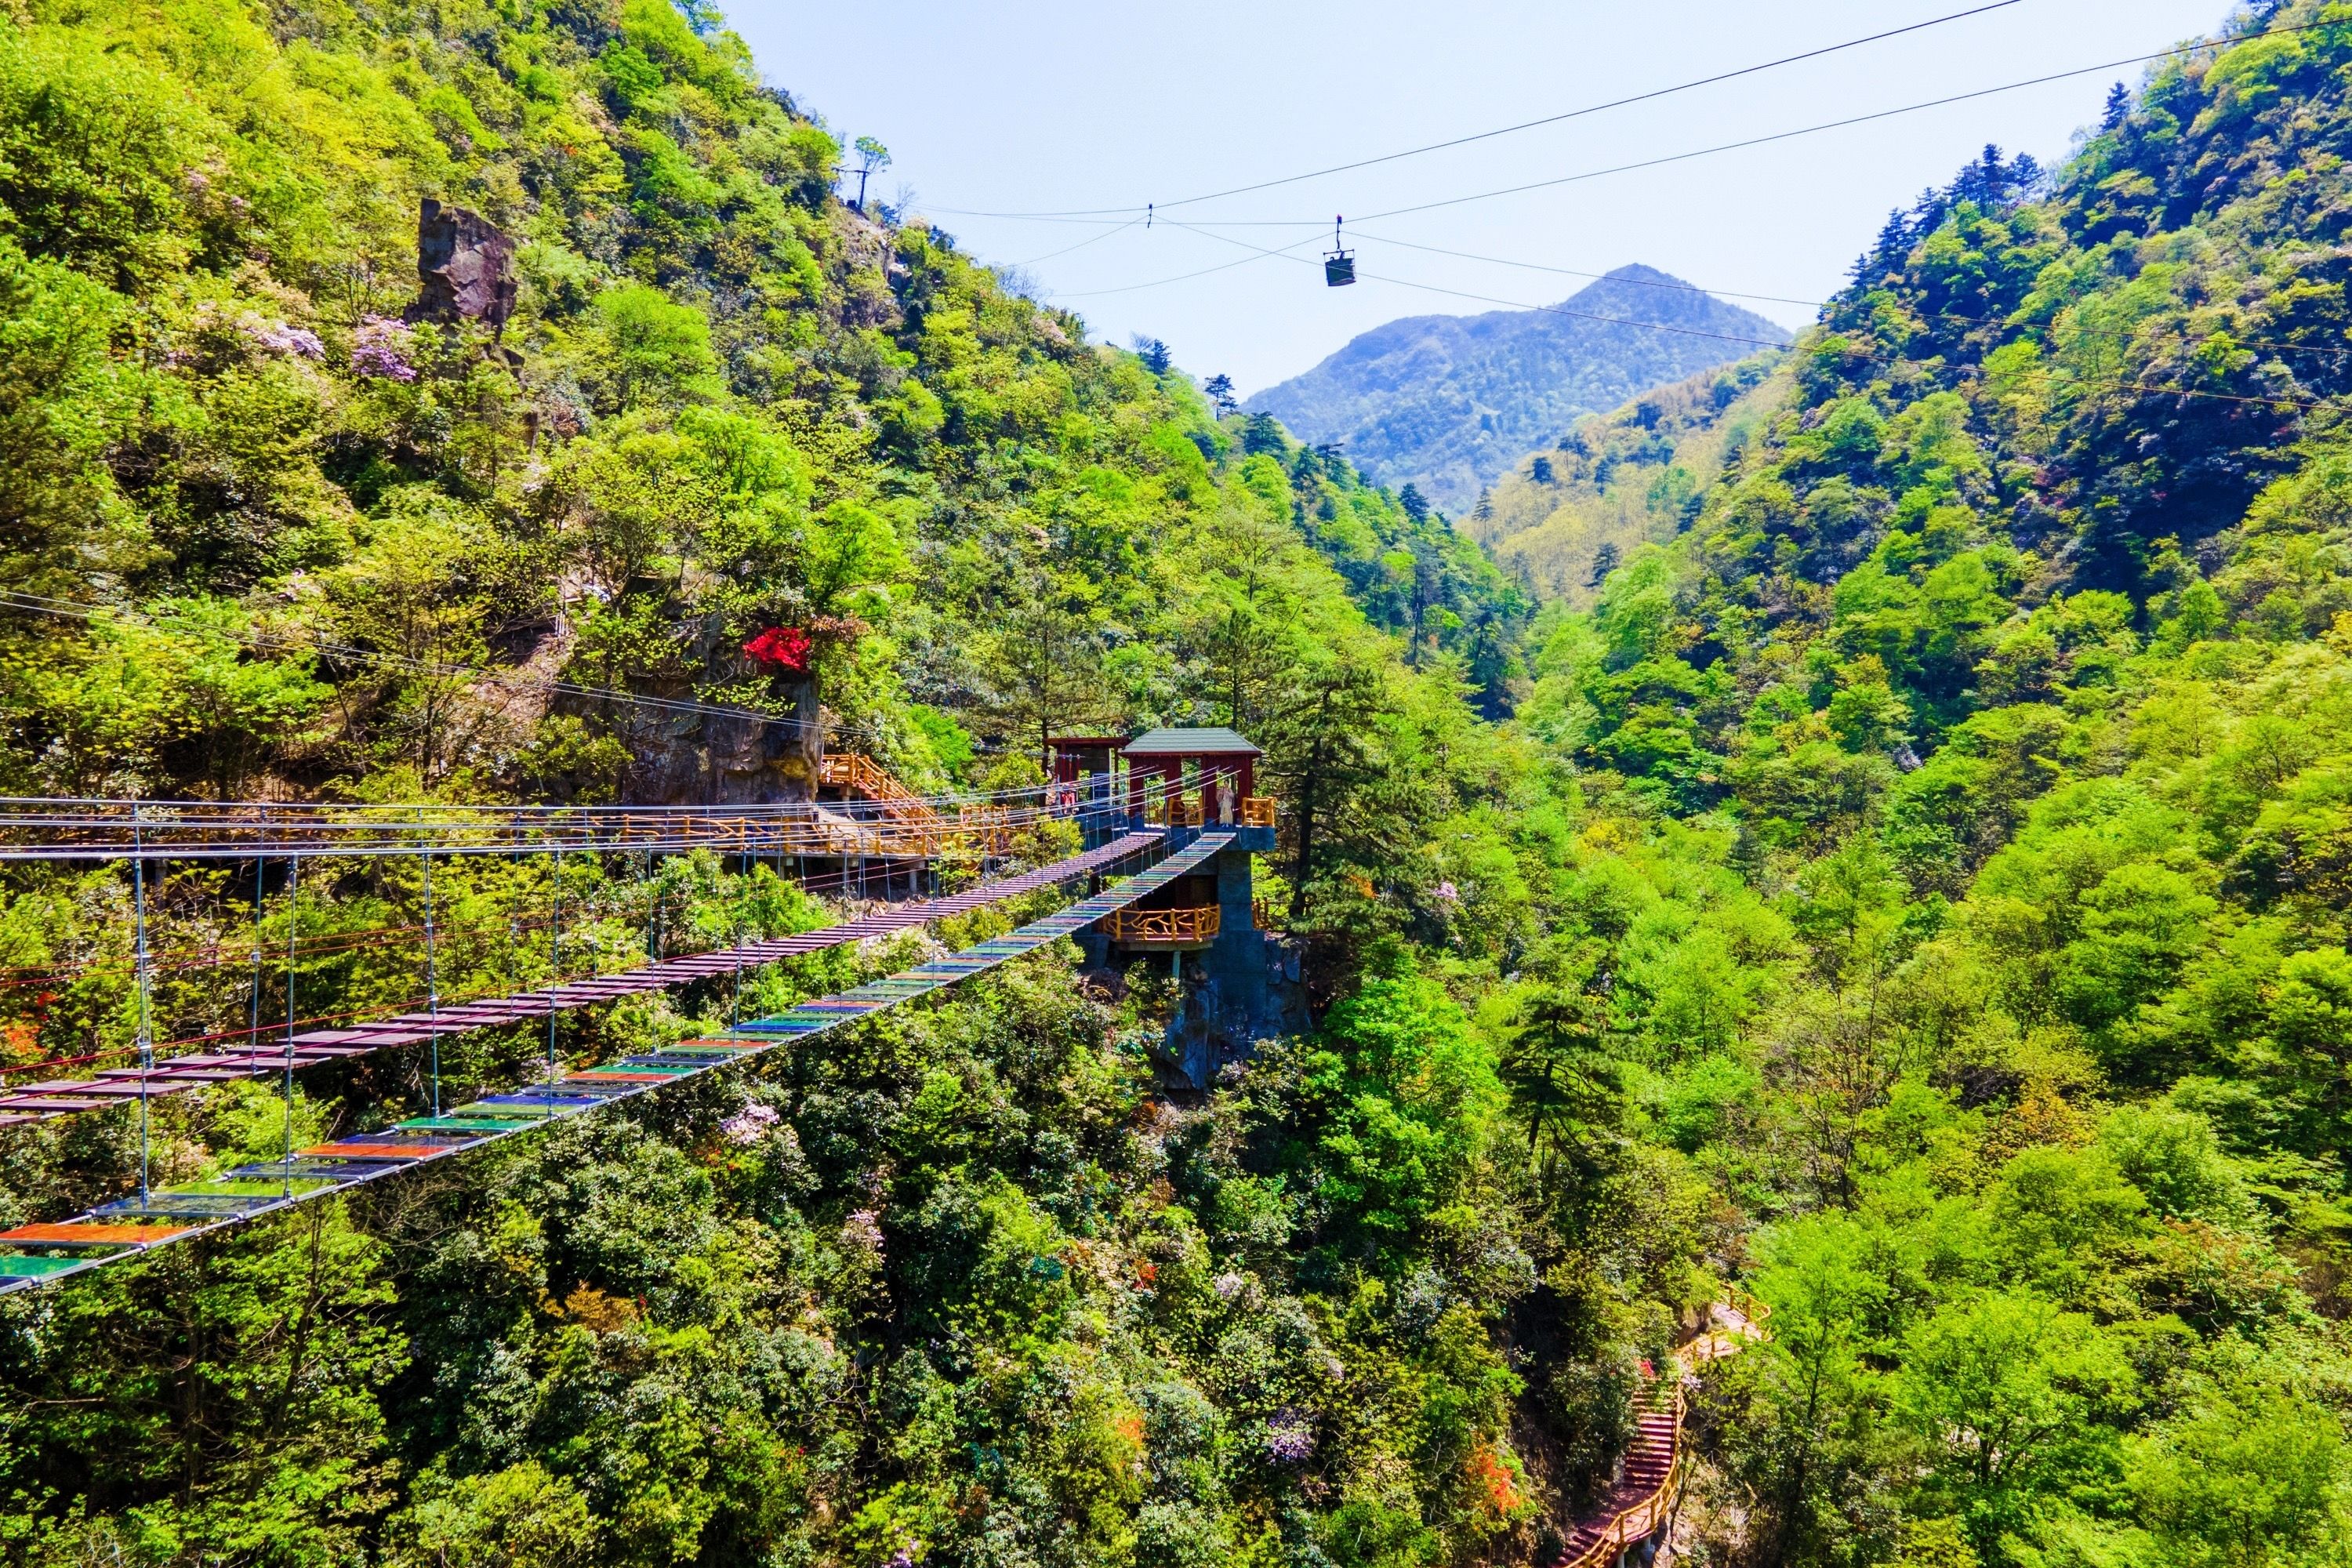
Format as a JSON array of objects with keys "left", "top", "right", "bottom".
[
  {"left": 1554, "top": 1381, "right": 1683, "bottom": 1568},
  {"left": 817, "top": 753, "right": 1018, "bottom": 855},
  {"left": 817, "top": 753, "right": 942, "bottom": 826},
  {"left": 1549, "top": 1298, "right": 1768, "bottom": 1568}
]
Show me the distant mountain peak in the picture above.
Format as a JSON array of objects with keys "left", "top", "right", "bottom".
[{"left": 1244, "top": 267, "right": 1788, "bottom": 510}]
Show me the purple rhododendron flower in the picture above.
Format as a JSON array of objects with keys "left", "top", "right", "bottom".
[
  {"left": 720, "top": 1102, "right": 779, "bottom": 1145},
  {"left": 1265, "top": 1414, "right": 1314, "bottom": 1462},
  {"left": 352, "top": 315, "right": 418, "bottom": 381},
  {"left": 842, "top": 1209, "right": 884, "bottom": 1258},
  {"left": 249, "top": 318, "right": 325, "bottom": 359}
]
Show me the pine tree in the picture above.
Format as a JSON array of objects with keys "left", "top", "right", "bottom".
[
  {"left": 1530, "top": 456, "right": 1554, "bottom": 485},
  {"left": 1954, "top": 143, "right": 2008, "bottom": 207},
  {"left": 1911, "top": 185, "right": 1949, "bottom": 238},
  {"left": 1868, "top": 209, "right": 1911, "bottom": 278},
  {"left": 1134, "top": 337, "right": 1171, "bottom": 376},
  {"left": 1588, "top": 541, "right": 1619, "bottom": 588},
  {"left": 1399, "top": 484, "right": 1430, "bottom": 524},
  {"left": 2103, "top": 80, "right": 2131, "bottom": 130},
  {"left": 1203, "top": 372, "right": 1236, "bottom": 416}
]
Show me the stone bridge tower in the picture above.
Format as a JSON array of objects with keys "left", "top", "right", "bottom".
[{"left": 1054, "top": 728, "right": 1300, "bottom": 1087}]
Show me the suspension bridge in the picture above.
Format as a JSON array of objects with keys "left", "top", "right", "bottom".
[{"left": 0, "top": 729, "right": 1283, "bottom": 1297}]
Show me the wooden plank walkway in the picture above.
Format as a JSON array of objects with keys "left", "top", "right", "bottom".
[
  {"left": 0, "top": 833, "right": 1165, "bottom": 1130},
  {"left": 0, "top": 832, "right": 1234, "bottom": 1295}
]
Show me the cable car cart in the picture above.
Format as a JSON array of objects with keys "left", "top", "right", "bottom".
[{"left": 1324, "top": 216, "right": 1356, "bottom": 287}]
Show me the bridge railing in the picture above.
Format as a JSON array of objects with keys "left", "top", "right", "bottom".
[
  {"left": 1104, "top": 906, "right": 1220, "bottom": 945},
  {"left": 1552, "top": 1295, "right": 1769, "bottom": 1568},
  {"left": 1556, "top": 1384, "right": 1686, "bottom": 1568}
]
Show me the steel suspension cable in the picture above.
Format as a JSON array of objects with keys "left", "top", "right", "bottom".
[
  {"left": 281, "top": 852, "right": 299, "bottom": 1199},
  {"left": 131, "top": 808, "right": 153, "bottom": 1204},
  {"left": 930, "top": 0, "right": 2031, "bottom": 219}
]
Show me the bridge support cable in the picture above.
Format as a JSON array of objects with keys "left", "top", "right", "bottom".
[
  {"left": 546, "top": 847, "right": 563, "bottom": 1109},
  {"left": 247, "top": 858, "right": 265, "bottom": 1068},
  {"left": 281, "top": 853, "right": 300, "bottom": 1200},
  {"left": 131, "top": 808, "right": 153, "bottom": 1205},
  {"left": 0, "top": 832, "right": 1172, "bottom": 1130},
  {"left": 423, "top": 849, "right": 441, "bottom": 1118},
  {"left": 0, "top": 830, "right": 1226, "bottom": 1295}
]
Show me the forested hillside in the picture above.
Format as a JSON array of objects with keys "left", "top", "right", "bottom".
[
  {"left": 0, "top": 0, "right": 1562, "bottom": 1563},
  {"left": 8, "top": 0, "right": 2352, "bottom": 1566},
  {"left": 1527, "top": 12, "right": 2352, "bottom": 1563},
  {"left": 1245, "top": 266, "right": 1789, "bottom": 514},
  {"left": 1465, "top": 350, "right": 1785, "bottom": 609}
]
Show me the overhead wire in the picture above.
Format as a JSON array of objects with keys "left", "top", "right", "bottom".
[
  {"left": 1333, "top": 35, "right": 2307, "bottom": 228},
  {"left": 1157, "top": 217, "right": 1785, "bottom": 350},
  {"left": 0, "top": 592, "right": 1185, "bottom": 799},
  {"left": 1164, "top": 220, "right": 2328, "bottom": 414},
  {"left": 0, "top": 588, "right": 852, "bottom": 739},
  {"left": 1003, "top": 212, "right": 1146, "bottom": 267},
  {"left": 924, "top": 16, "right": 2341, "bottom": 265},
  {"left": 1050, "top": 230, "right": 1331, "bottom": 299},
  {"left": 1335, "top": 225, "right": 2352, "bottom": 367},
  {"left": 925, "top": 0, "right": 2031, "bottom": 220}
]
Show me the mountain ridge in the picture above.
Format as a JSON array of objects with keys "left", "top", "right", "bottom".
[{"left": 1243, "top": 263, "right": 1791, "bottom": 510}]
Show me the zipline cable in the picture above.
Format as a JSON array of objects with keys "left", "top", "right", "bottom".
[
  {"left": 1007, "top": 212, "right": 1148, "bottom": 267},
  {"left": 1052, "top": 230, "right": 1332, "bottom": 299},
  {"left": 1159, "top": 217, "right": 1785, "bottom": 349},
  {"left": 949, "top": 16, "right": 2343, "bottom": 300},
  {"left": 0, "top": 590, "right": 857, "bottom": 741},
  {"left": 1338, "top": 33, "right": 2313, "bottom": 228},
  {"left": 1165, "top": 219, "right": 2328, "bottom": 414},
  {"left": 1334, "top": 223, "right": 2352, "bottom": 368},
  {"left": 929, "top": 0, "right": 2031, "bottom": 220}
]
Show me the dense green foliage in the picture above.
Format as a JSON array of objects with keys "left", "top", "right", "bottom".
[
  {"left": 1467, "top": 350, "right": 1785, "bottom": 609},
  {"left": 0, "top": 0, "right": 1572, "bottom": 1563},
  {"left": 10, "top": 0, "right": 2352, "bottom": 1565},
  {"left": 1524, "top": 10, "right": 2352, "bottom": 1563}
]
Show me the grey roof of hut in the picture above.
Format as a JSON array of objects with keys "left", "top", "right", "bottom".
[{"left": 1121, "top": 727, "right": 1261, "bottom": 756}]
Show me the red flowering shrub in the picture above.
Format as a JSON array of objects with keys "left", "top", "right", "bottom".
[{"left": 742, "top": 626, "right": 812, "bottom": 671}]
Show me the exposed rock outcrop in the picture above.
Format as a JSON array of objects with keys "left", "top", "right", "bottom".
[{"left": 408, "top": 198, "right": 517, "bottom": 331}]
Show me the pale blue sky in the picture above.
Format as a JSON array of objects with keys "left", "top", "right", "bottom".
[{"left": 728, "top": 2, "right": 2233, "bottom": 394}]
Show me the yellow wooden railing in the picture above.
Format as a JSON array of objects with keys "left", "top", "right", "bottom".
[
  {"left": 1557, "top": 1386, "right": 1687, "bottom": 1568},
  {"left": 819, "top": 754, "right": 942, "bottom": 822},
  {"left": 1104, "top": 906, "right": 1220, "bottom": 944},
  {"left": 956, "top": 804, "right": 1012, "bottom": 855},
  {"left": 814, "top": 753, "right": 1032, "bottom": 857},
  {"left": 1241, "top": 796, "right": 1276, "bottom": 828},
  {"left": 1552, "top": 1298, "right": 1768, "bottom": 1568}
]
